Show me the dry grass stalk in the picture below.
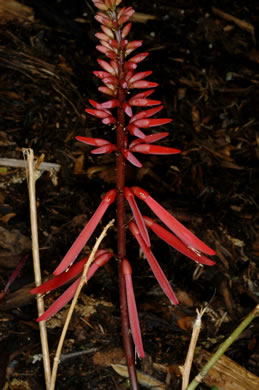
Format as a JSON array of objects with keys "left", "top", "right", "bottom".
[{"left": 23, "top": 148, "right": 51, "bottom": 390}]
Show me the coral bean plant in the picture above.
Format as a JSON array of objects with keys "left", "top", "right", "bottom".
[{"left": 31, "top": 0, "right": 216, "bottom": 387}]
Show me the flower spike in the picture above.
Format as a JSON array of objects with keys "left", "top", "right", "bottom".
[
  {"left": 54, "top": 189, "right": 117, "bottom": 275},
  {"left": 132, "top": 187, "right": 215, "bottom": 256},
  {"left": 129, "top": 221, "right": 178, "bottom": 305},
  {"left": 122, "top": 258, "right": 145, "bottom": 358}
]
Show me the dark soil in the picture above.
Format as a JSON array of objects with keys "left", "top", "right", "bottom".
[{"left": 0, "top": 0, "right": 258, "bottom": 389}]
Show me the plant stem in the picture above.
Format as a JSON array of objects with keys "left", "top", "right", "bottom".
[
  {"left": 187, "top": 304, "right": 259, "bottom": 390},
  {"left": 116, "top": 38, "right": 139, "bottom": 390}
]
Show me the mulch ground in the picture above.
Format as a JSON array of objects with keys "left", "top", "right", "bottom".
[{"left": 0, "top": 0, "right": 258, "bottom": 389}]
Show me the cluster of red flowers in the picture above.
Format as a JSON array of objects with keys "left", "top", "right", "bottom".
[{"left": 31, "top": 0, "right": 215, "bottom": 359}]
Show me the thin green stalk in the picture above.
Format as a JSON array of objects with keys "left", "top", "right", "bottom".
[{"left": 187, "top": 304, "right": 259, "bottom": 390}]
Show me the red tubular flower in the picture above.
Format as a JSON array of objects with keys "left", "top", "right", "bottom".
[
  {"left": 129, "top": 105, "right": 164, "bottom": 123},
  {"left": 124, "top": 187, "right": 150, "bottom": 247},
  {"left": 76, "top": 136, "right": 111, "bottom": 146},
  {"left": 127, "top": 124, "right": 146, "bottom": 139},
  {"left": 132, "top": 187, "right": 216, "bottom": 256},
  {"left": 131, "top": 89, "right": 155, "bottom": 100},
  {"left": 127, "top": 52, "right": 149, "bottom": 64},
  {"left": 133, "top": 118, "right": 172, "bottom": 128},
  {"left": 101, "top": 99, "right": 120, "bottom": 109},
  {"left": 130, "top": 144, "right": 181, "bottom": 155},
  {"left": 121, "top": 22, "right": 132, "bottom": 38},
  {"left": 97, "top": 58, "right": 116, "bottom": 75},
  {"left": 129, "top": 98, "right": 161, "bottom": 107},
  {"left": 129, "top": 221, "right": 178, "bottom": 305},
  {"left": 143, "top": 216, "right": 215, "bottom": 266},
  {"left": 129, "top": 132, "right": 169, "bottom": 148},
  {"left": 129, "top": 80, "right": 158, "bottom": 89},
  {"left": 85, "top": 108, "right": 111, "bottom": 119},
  {"left": 32, "top": 251, "right": 113, "bottom": 322},
  {"left": 128, "top": 71, "right": 152, "bottom": 84},
  {"left": 54, "top": 189, "right": 117, "bottom": 275},
  {"left": 122, "top": 258, "right": 144, "bottom": 358},
  {"left": 30, "top": 250, "right": 109, "bottom": 295},
  {"left": 91, "top": 144, "right": 117, "bottom": 154},
  {"left": 98, "top": 86, "right": 116, "bottom": 95}
]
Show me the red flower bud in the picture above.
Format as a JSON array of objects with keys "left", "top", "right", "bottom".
[
  {"left": 101, "top": 99, "right": 120, "bottom": 108},
  {"left": 121, "top": 149, "right": 142, "bottom": 167},
  {"left": 129, "top": 106, "right": 164, "bottom": 123},
  {"left": 122, "top": 22, "right": 132, "bottom": 38},
  {"left": 100, "top": 24, "right": 114, "bottom": 38},
  {"left": 127, "top": 124, "right": 146, "bottom": 139},
  {"left": 129, "top": 98, "right": 161, "bottom": 107},
  {"left": 129, "top": 80, "right": 158, "bottom": 89},
  {"left": 85, "top": 108, "right": 111, "bottom": 119},
  {"left": 91, "top": 144, "right": 117, "bottom": 154},
  {"left": 128, "top": 52, "right": 149, "bottom": 64},
  {"left": 130, "top": 144, "right": 181, "bottom": 155},
  {"left": 76, "top": 136, "right": 111, "bottom": 146},
  {"left": 98, "top": 86, "right": 116, "bottom": 95},
  {"left": 133, "top": 118, "right": 172, "bottom": 128},
  {"left": 128, "top": 71, "right": 152, "bottom": 84},
  {"left": 97, "top": 58, "right": 116, "bottom": 75}
]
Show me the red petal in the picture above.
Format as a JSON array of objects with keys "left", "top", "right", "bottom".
[
  {"left": 127, "top": 124, "right": 146, "bottom": 139},
  {"left": 101, "top": 99, "right": 120, "bottom": 108},
  {"left": 124, "top": 187, "right": 150, "bottom": 247},
  {"left": 122, "top": 149, "right": 142, "bottom": 167},
  {"left": 129, "top": 99, "right": 161, "bottom": 107},
  {"left": 91, "top": 144, "right": 116, "bottom": 154},
  {"left": 37, "top": 278, "right": 81, "bottom": 321},
  {"left": 128, "top": 52, "right": 149, "bottom": 64},
  {"left": 98, "top": 86, "right": 116, "bottom": 95},
  {"left": 131, "top": 89, "right": 155, "bottom": 99},
  {"left": 100, "top": 25, "right": 114, "bottom": 39},
  {"left": 102, "top": 116, "right": 117, "bottom": 125},
  {"left": 129, "top": 106, "right": 164, "bottom": 123},
  {"left": 53, "top": 189, "right": 117, "bottom": 275},
  {"left": 130, "top": 144, "right": 181, "bottom": 155},
  {"left": 93, "top": 70, "right": 110, "bottom": 79},
  {"left": 128, "top": 222, "right": 178, "bottom": 305},
  {"left": 76, "top": 136, "right": 110, "bottom": 147},
  {"left": 128, "top": 71, "right": 152, "bottom": 84},
  {"left": 121, "top": 22, "right": 132, "bottom": 39},
  {"left": 132, "top": 187, "right": 216, "bottom": 256},
  {"left": 129, "top": 133, "right": 169, "bottom": 148},
  {"left": 123, "top": 102, "right": 133, "bottom": 117},
  {"left": 97, "top": 59, "right": 116, "bottom": 75},
  {"left": 122, "top": 258, "right": 145, "bottom": 358},
  {"left": 133, "top": 118, "right": 172, "bottom": 128},
  {"left": 129, "top": 80, "right": 158, "bottom": 89},
  {"left": 85, "top": 108, "right": 111, "bottom": 119}
]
